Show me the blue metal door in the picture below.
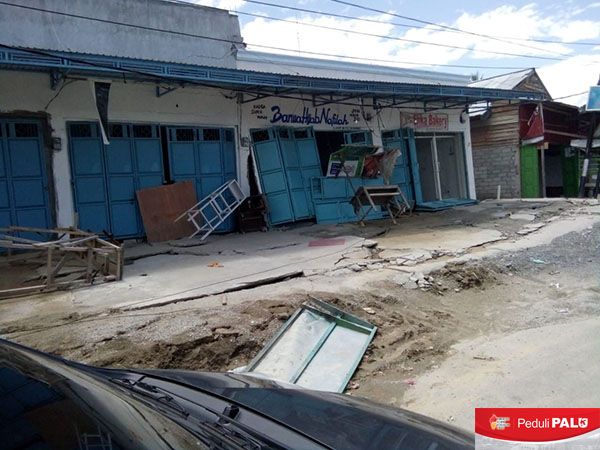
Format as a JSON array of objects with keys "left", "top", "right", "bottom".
[
  {"left": 0, "top": 120, "right": 52, "bottom": 240},
  {"left": 68, "top": 122, "right": 164, "bottom": 238},
  {"left": 251, "top": 127, "right": 322, "bottom": 225},
  {"left": 405, "top": 127, "right": 423, "bottom": 204},
  {"left": 382, "top": 128, "right": 415, "bottom": 203},
  {"left": 250, "top": 128, "right": 295, "bottom": 225},
  {"left": 167, "top": 127, "right": 236, "bottom": 232},
  {"left": 292, "top": 128, "right": 322, "bottom": 217}
]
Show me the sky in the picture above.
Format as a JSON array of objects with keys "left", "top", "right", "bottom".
[{"left": 188, "top": 0, "right": 600, "bottom": 106}]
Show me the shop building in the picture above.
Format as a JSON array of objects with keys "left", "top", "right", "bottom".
[{"left": 0, "top": 0, "right": 547, "bottom": 239}]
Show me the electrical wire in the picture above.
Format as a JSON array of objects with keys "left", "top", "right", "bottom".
[
  {"left": 240, "top": 0, "right": 600, "bottom": 47},
  {"left": 234, "top": 10, "right": 566, "bottom": 61},
  {"left": 552, "top": 91, "right": 588, "bottom": 100},
  {"left": 0, "top": 0, "right": 571, "bottom": 69},
  {"left": 328, "top": 0, "right": 581, "bottom": 58}
]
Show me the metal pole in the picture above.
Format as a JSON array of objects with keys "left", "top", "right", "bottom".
[
  {"left": 579, "top": 113, "right": 597, "bottom": 197},
  {"left": 540, "top": 146, "right": 546, "bottom": 197},
  {"left": 593, "top": 162, "right": 600, "bottom": 198}
]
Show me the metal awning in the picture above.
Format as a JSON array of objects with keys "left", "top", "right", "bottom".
[{"left": 0, "top": 46, "right": 548, "bottom": 108}]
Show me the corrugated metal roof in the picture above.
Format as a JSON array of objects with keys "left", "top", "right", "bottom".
[
  {"left": 236, "top": 50, "right": 472, "bottom": 87},
  {"left": 468, "top": 69, "right": 533, "bottom": 90}
]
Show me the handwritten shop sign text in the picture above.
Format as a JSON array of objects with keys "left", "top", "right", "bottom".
[
  {"left": 403, "top": 113, "right": 449, "bottom": 130},
  {"left": 269, "top": 106, "right": 349, "bottom": 126}
]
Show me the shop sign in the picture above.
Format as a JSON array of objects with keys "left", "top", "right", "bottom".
[
  {"left": 403, "top": 113, "right": 449, "bottom": 130},
  {"left": 587, "top": 86, "right": 600, "bottom": 111},
  {"left": 250, "top": 104, "right": 349, "bottom": 127}
]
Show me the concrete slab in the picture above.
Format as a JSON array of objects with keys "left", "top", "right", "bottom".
[
  {"left": 377, "top": 227, "right": 504, "bottom": 257},
  {"left": 72, "top": 229, "right": 365, "bottom": 310},
  {"left": 509, "top": 212, "right": 536, "bottom": 221}
]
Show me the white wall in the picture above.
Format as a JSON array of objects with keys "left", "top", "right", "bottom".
[
  {"left": 0, "top": 70, "right": 476, "bottom": 228},
  {"left": 0, "top": 0, "right": 241, "bottom": 68},
  {"left": 0, "top": 70, "right": 239, "bottom": 227}
]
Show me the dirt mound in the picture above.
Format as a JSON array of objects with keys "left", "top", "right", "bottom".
[
  {"left": 430, "top": 261, "right": 506, "bottom": 293},
  {"left": 82, "top": 334, "right": 264, "bottom": 372}
]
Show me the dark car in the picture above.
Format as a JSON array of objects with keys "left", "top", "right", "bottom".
[{"left": 0, "top": 338, "right": 473, "bottom": 449}]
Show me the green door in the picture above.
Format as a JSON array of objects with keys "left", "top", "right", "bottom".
[
  {"left": 562, "top": 147, "right": 579, "bottom": 197},
  {"left": 520, "top": 145, "right": 539, "bottom": 198}
]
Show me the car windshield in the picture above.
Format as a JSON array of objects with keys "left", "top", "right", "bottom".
[{"left": 0, "top": 346, "right": 211, "bottom": 450}]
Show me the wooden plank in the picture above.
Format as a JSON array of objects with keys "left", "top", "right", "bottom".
[
  {"left": 4, "top": 226, "right": 96, "bottom": 237},
  {"left": 136, "top": 181, "right": 198, "bottom": 243}
]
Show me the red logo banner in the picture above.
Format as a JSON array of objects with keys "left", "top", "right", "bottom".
[{"left": 476, "top": 408, "right": 600, "bottom": 442}]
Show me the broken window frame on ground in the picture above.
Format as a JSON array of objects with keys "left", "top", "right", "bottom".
[{"left": 244, "top": 297, "right": 376, "bottom": 393}]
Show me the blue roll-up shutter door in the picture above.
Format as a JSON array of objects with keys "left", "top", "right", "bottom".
[
  {"left": 0, "top": 120, "right": 51, "bottom": 240},
  {"left": 167, "top": 127, "right": 237, "bottom": 232},
  {"left": 68, "top": 122, "right": 164, "bottom": 238}
]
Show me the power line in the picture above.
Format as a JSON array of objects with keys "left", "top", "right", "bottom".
[
  {"left": 328, "top": 0, "right": 576, "bottom": 58},
  {"left": 241, "top": 0, "right": 600, "bottom": 47},
  {"left": 241, "top": 0, "right": 600, "bottom": 51},
  {"left": 235, "top": 9, "right": 565, "bottom": 62},
  {"left": 553, "top": 91, "right": 588, "bottom": 100},
  {"left": 0, "top": 1, "right": 530, "bottom": 70}
]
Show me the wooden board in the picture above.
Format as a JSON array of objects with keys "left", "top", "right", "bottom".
[{"left": 136, "top": 181, "right": 198, "bottom": 243}]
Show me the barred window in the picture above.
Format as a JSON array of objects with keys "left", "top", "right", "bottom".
[
  {"left": 133, "top": 125, "right": 154, "bottom": 138},
  {"left": 202, "top": 128, "right": 220, "bottom": 141},
  {"left": 70, "top": 124, "right": 92, "bottom": 138},
  {"left": 224, "top": 129, "right": 233, "bottom": 142},
  {"left": 293, "top": 129, "right": 308, "bottom": 139},
  {"left": 14, "top": 123, "right": 38, "bottom": 138},
  {"left": 109, "top": 125, "right": 124, "bottom": 138},
  {"left": 279, "top": 128, "right": 290, "bottom": 139},
  {"left": 175, "top": 128, "right": 195, "bottom": 141},
  {"left": 251, "top": 130, "right": 270, "bottom": 143}
]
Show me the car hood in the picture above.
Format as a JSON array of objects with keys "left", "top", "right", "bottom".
[{"left": 136, "top": 368, "right": 474, "bottom": 450}]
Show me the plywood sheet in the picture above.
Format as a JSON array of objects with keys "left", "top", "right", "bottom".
[{"left": 136, "top": 181, "right": 197, "bottom": 243}]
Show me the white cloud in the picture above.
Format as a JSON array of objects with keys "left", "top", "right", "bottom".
[
  {"left": 537, "top": 53, "right": 600, "bottom": 106},
  {"left": 189, "top": 0, "right": 244, "bottom": 10},
  {"left": 239, "top": 3, "right": 600, "bottom": 67},
  {"left": 548, "top": 20, "right": 600, "bottom": 43},
  {"left": 237, "top": 3, "right": 600, "bottom": 102}
]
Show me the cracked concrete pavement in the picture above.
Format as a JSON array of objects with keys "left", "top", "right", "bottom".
[{"left": 1, "top": 198, "right": 599, "bottom": 434}]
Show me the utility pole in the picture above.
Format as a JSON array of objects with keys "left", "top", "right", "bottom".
[{"left": 579, "top": 75, "right": 600, "bottom": 197}]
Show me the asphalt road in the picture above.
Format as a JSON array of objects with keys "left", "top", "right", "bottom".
[{"left": 402, "top": 317, "right": 600, "bottom": 431}]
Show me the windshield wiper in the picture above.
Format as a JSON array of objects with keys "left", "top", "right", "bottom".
[
  {"left": 109, "top": 377, "right": 189, "bottom": 417},
  {"left": 110, "top": 377, "right": 286, "bottom": 449}
]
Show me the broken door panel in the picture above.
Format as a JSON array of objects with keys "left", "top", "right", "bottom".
[
  {"left": 382, "top": 128, "right": 415, "bottom": 202},
  {"left": 406, "top": 128, "right": 423, "bottom": 204},
  {"left": 279, "top": 129, "right": 311, "bottom": 220},
  {"left": 293, "top": 128, "right": 322, "bottom": 217},
  {"left": 245, "top": 297, "right": 376, "bottom": 393},
  {"left": 251, "top": 127, "right": 322, "bottom": 224},
  {"left": 251, "top": 128, "right": 295, "bottom": 225}
]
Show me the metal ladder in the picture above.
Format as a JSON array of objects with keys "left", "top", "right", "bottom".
[{"left": 175, "top": 179, "right": 246, "bottom": 240}]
